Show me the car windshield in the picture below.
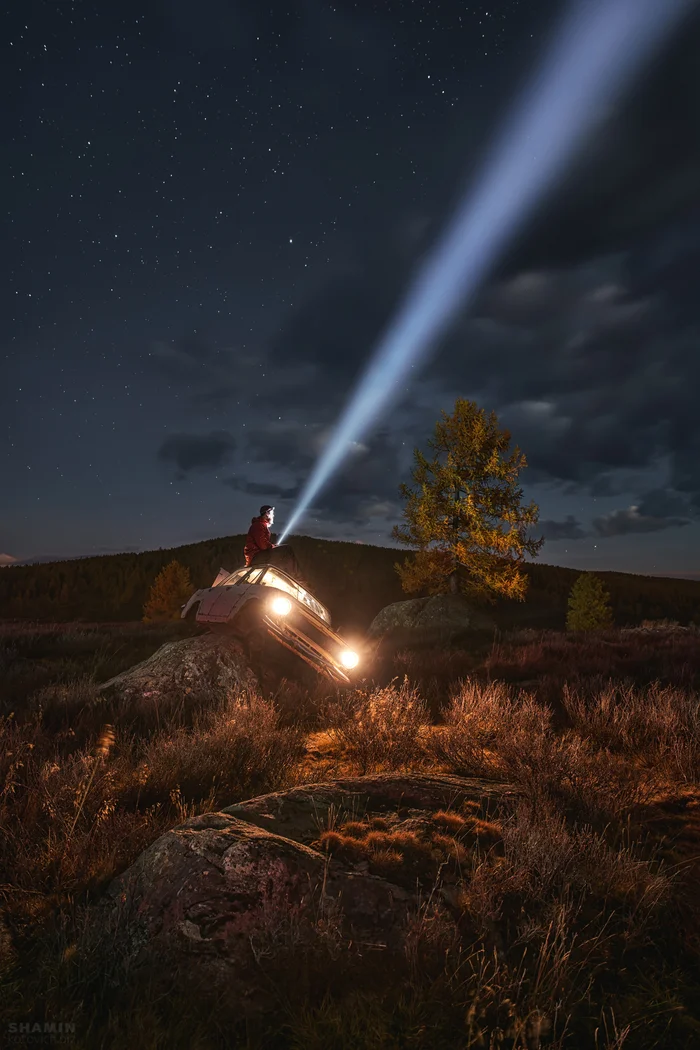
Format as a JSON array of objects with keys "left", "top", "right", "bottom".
[
  {"left": 259, "top": 568, "right": 330, "bottom": 623},
  {"left": 223, "top": 568, "right": 250, "bottom": 585}
]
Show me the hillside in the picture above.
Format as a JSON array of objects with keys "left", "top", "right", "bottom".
[
  {"left": 1, "top": 533, "right": 700, "bottom": 630},
  {"left": 0, "top": 533, "right": 699, "bottom": 631}
]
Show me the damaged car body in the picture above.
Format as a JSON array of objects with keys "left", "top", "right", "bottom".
[{"left": 181, "top": 564, "right": 360, "bottom": 684}]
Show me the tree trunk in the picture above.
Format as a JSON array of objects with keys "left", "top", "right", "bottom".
[{"left": 448, "top": 570, "right": 459, "bottom": 594}]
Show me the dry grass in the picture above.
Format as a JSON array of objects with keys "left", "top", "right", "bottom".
[
  {"left": 285, "top": 799, "right": 673, "bottom": 1050},
  {"left": 2, "top": 622, "right": 700, "bottom": 1047},
  {"left": 432, "top": 678, "right": 658, "bottom": 822},
  {"left": 327, "top": 677, "right": 429, "bottom": 772},
  {"left": 135, "top": 693, "right": 304, "bottom": 805},
  {"left": 463, "top": 801, "right": 669, "bottom": 931},
  {"left": 482, "top": 628, "right": 700, "bottom": 694},
  {"left": 561, "top": 678, "right": 700, "bottom": 782},
  {"left": 0, "top": 686, "right": 304, "bottom": 1013}
]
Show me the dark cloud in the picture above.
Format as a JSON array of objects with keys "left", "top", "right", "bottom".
[
  {"left": 244, "top": 421, "right": 323, "bottom": 473},
  {"left": 588, "top": 474, "right": 625, "bottom": 498},
  {"left": 147, "top": 10, "right": 700, "bottom": 535},
  {"left": 636, "top": 488, "right": 693, "bottom": 519},
  {"left": 266, "top": 247, "right": 407, "bottom": 390},
  {"left": 157, "top": 431, "right": 235, "bottom": 478},
  {"left": 431, "top": 242, "right": 700, "bottom": 509},
  {"left": 538, "top": 516, "right": 588, "bottom": 542},
  {"left": 498, "top": 12, "right": 700, "bottom": 274},
  {"left": 592, "top": 505, "right": 690, "bottom": 538},
  {"left": 670, "top": 433, "right": 700, "bottom": 513},
  {"left": 223, "top": 477, "right": 301, "bottom": 501},
  {"left": 308, "top": 430, "right": 406, "bottom": 526},
  {"left": 225, "top": 423, "right": 406, "bottom": 526}
]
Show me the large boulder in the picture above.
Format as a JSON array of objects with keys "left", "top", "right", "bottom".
[
  {"left": 369, "top": 594, "right": 495, "bottom": 646},
  {"left": 97, "top": 633, "right": 259, "bottom": 708},
  {"left": 98, "top": 774, "right": 514, "bottom": 1012}
]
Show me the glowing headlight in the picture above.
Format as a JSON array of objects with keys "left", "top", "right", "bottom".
[
  {"left": 340, "top": 649, "right": 359, "bottom": 670},
  {"left": 271, "top": 596, "right": 292, "bottom": 616}
]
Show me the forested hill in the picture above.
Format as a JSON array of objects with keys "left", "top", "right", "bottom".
[{"left": 0, "top": 533, "right": 699, "bottom": 632}]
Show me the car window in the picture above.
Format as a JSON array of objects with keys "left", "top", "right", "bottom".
[
  {"left": 244, "top": 567, "right": 268, "bottom": 584},
  {"left": 224, "top": 568, "right": 249, "bottom": 584},
  {"left": 261, "top": 568, "right": 300, "bottom": 600},
  {"left": 259, "top": 568, "right": 330, "bottom": 623}
]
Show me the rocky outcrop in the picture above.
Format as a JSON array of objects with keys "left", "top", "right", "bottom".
[
  {"left": 369, "top": 594, "right": 495, "bottom": 645},
  {"left": 100, "top": 774, "right": 514, "bottom": 1010},
  {"left": 97, "top": 633, "right": 259, "bottom": 707},
  {"left": 222, "top": 772, "right": 512, "bottom": 843}
]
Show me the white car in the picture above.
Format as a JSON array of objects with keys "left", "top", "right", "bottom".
[{"left": 181, "top": 563, "right": 360, "bottom": 684}]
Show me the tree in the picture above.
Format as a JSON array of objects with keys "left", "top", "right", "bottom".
[
  {"left": 142, "top": 560, "right": 193, "bottom": 623},
  {"left": 392, "top": 399, "right": 544, "bottom": 602},
  {"left": 566, "top": 573, "right": 614, "bottom": 631}
]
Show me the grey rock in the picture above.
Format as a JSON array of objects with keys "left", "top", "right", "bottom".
[
  {"left": 222, "top": 772, "right": 514, "bottom": 844},
  {"left": 99, "top": 774, "right": 514, "bottom": 1010},
  {"left": 96, "top": 633, "right": 259, "bottom": 706},
  {"left": 368, "top": 594, "right": 495, "bottom": 643}
]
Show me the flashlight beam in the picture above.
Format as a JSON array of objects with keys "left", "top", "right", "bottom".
[{"left": 279, "top": 0, "right": 693, "bottom": 544}]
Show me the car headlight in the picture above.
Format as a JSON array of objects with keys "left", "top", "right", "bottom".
[
  {"left": 271, "top": 596, "right": 292, "bottom": 616},
  {"left": 340, "top": 649, "right": 359, "bottom": 669}
]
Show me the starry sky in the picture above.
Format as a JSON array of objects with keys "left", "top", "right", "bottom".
[{"left": 3, "top": 0, "right": 700, "bottom": 578}]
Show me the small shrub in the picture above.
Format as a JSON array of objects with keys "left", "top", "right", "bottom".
[
  {"left": 328, "top": 679, "right": 428, "bottom": 772},
  {"left": 433, "top": 810, "right": 467, "bottom": 832},
  {"left": 430, "top": 679, "right": 522, "bottom": 777},
  {"left": 317, "top": 815, "right": 477, "bottom": 886},
  {"left": 434, "top": 678, "right": 650, "bottom": 822},
  {"left": 562, "top": 677, "right": 700, "bottom": 782},
  {"left": 137, "top": 693, "right": 304, "bottom": 806},
  {"left": 463, "top": 801, "right": 670, "bottom": 939},
  {"left": 270, "top": 675, "right": 335, "bottom": 730}
]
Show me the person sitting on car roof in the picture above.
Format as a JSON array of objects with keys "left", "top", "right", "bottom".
[
  {"left": 244, "top": 504, "right": 276, "bottom": 566},
  {"left": 244, "top": 505, "right": 304, "bottom": 581}
]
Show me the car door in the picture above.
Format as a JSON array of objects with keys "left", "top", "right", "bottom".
[
  {"left": 194, "top": 568, "right": 245, "bottom": 621},
  {"left": 196, "top": 586, "right": 228, "bottom": 619},
  {"left": 207, "top": 567, "right": 265, "bottom": 621}
]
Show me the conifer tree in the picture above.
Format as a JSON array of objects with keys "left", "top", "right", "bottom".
[
  {"left": 142, "top": 560, "right": 193, "bottom": 622},
  {"left": 392, "top": 398, "right": 544, "bottom": 602},
  {"left": 566, "top": 572, "right": 614, "bottom": 631}
]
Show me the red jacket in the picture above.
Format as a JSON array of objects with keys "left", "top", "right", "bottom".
[{"left": 244, "top": 516, "right": 274, "bottom": 565}]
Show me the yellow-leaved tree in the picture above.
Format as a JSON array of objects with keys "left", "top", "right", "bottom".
[
  {"left": 392, "top": 399, "right": 544, "bottom": 602},
  {"left": 142, "top": 559, "right": 193, "bottom": 622}
]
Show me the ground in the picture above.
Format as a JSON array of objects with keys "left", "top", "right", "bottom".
[{"left": 2, "top": 618, "right": 700, "bottom": 1048}]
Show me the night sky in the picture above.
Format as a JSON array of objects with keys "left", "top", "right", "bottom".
[{"left": 3, "top": 0, "right": 700, "bottom": 579}]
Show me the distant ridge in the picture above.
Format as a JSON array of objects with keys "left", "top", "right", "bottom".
[{"left": 0, "top": 533, "right": 699, "bottom": 631}]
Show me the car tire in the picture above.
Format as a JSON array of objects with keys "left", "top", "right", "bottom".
[
  {"left": 230, "top": 603, "right": 269, "bottom": 665},
  {"left": 184, "top": 602, "right": 200, "bottom": 622}
]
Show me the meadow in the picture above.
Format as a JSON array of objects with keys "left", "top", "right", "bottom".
[{"left": 2, "top": 618, "right": 700, "bottom": 1048}]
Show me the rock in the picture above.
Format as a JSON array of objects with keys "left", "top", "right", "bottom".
[
  {"left": 222, "top": 772, "right": 513, "bottom": 844},
  {"left": 99, "top": 774, "right": 514, "bottom": 1011},
  {"left": 368, "top": 594, "right": 495, "bottom": 645},
  {"left": 97, "top": 633, "right": 259, "bottom": 708}
]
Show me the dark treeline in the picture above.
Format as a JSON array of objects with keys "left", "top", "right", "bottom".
[
  {"left": 0, "top": 534, "right": 698, "bottom": 632},
  {"left": 497, "top": 561, "right": 700, "bottom": 631}
]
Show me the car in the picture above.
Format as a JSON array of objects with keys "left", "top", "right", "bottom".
[{"left": 181, "top": 563, "right": 361, "bottom": 684}]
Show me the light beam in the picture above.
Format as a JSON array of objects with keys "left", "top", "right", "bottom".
[{"left": 279, "top": 0, "right": 693, "bottom": 544}]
